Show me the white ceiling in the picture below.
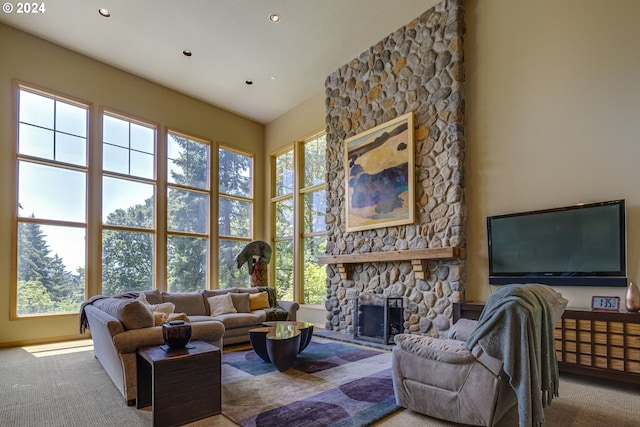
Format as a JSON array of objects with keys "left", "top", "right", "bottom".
[{"left": 1, "top": 0, "right": 439, "bottom": 124}]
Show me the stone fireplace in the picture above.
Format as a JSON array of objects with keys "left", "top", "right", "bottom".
[
  {"left": 321, "top": 0, "right": 466, "bottom": 339},
  {"left": 353, "top": 293, "right": 403, "bottom": 345}
]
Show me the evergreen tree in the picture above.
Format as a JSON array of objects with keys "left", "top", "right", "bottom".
[
  {"left": 18, "top": 219, "right": 50, "bottom": 284},
  {"left": 48, "top": 253, "right": 73, "bottom": 300},
  {"left": 100, "top": 135, "right": 254, "bottom": 293},
  {"left": 167, "top": 136, "right": 209, "bottom": 291},
  {"left": 18, "top": 218, "right": 84, "bottom": 313},
  {"left": 102, "top": 205, "right": 154, "bottom": 295},
  {"left": 218, "top": 148, "right": 252, "bottom": 288}
]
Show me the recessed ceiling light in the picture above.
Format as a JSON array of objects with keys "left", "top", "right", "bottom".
[
  {"left": 245, "top": 80, "right": 253, "bottom": 85},
  {"left": 183, "top": 50, "right": 192, "bottom": 57},
  {"left": 269, "top": 13, "right": 280, "bottom": 23},
  {"left": 98, "top": 8, "right": 110, "bottom": 18},
  {"left": 270, "top": 76, "right": 277, "bottom": 80}
]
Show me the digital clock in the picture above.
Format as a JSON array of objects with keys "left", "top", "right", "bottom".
[{"left": 591, "top": 296, "right": 620, "bottom": 311}]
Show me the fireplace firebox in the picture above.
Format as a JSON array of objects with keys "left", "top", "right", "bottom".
[{"left": 353, "top": 294, "right": 403, "bottom": 345}]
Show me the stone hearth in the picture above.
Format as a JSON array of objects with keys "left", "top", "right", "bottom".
[{"left": 322, "top": 0, "right": 466, "bottom": 338}]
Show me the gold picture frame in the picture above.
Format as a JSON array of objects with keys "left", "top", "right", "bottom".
[{"left": 344, "top": 112, "right": 415, "bottom": 232}]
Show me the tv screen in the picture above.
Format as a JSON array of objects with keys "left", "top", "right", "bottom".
[{"left": 487, "top": 200, "right": 626, "bottom": 287}]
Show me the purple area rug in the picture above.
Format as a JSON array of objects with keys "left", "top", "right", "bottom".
[{"left": 221, "top": 338, "right": 399, "bottom": 427}]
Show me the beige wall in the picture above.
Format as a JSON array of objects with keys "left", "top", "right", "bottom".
[
  {"left": 0, "top": 24, "right": 264, "bottom": 346},
  {"left": 263, "top": 89, "right": 326, "bottom": 233},
  {"left": 267, "top": 0, "right": 640, "bottom": 314},
  {"left": 465, "top": 0, "right": 640, "bottom": 305}
]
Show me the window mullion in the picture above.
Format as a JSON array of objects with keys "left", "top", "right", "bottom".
[{"left": 293, "top": 140, "right": 303, "bottom": 304}]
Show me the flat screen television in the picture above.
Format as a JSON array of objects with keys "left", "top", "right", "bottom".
[{"left": 487, "top": 200, "right": 626, "bottom": 287}]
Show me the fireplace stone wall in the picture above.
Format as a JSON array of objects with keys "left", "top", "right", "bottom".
[{"left": 323, "top": 0, "right": 466, "bottom": 338}]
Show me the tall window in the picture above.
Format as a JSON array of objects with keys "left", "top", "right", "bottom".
[
  {"left": 14, "top": 83, "right": 256, "bottom": 316},
  {"left": 218, "top": 147, "right": 254, "bottom": 288},
  {"left": 272, "top": 148, "right": 295, "bottom": 301},
  {"left": 101, "top": 112, "right": 157, "bottom": 295},
  {"left": 271, "top": 132, "right": 327, "bottom": 304},
  {"left": 16, "top": 86, "right": 88, "bottom": 315},
  {"left": 301, "top": 133, "right": 327, "bottom": 304},
  {"left": 167, "top": 132, "right": 211, "bottom": 292}
]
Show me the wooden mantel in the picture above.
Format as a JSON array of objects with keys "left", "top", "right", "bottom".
[{"left": 317, "top": 247, "right": 464, "bottom": 280}]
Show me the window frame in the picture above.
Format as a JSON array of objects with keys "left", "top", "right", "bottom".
[
  {"left": 12, "top": 82, "right": 91, "bottom": 319},
  {"left": 11, "top": 81, "right": 257, "bottom": 319},
  {"left": 270, "top": 130, "right": 327, "bottom": 306},
  {"left": 217, "top": 144, "right": 255, "bottom": 289},
  {"left": 299, "top": 131, "right": 327, "bottom": 306},
  {"left": 100, "top": 109, "right": 159, "bottom": 296},
  {"left": 165, "top": 129, "right": 213, "bottom": 292}
]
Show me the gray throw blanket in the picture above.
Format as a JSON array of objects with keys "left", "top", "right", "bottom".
[{"left": 464, "top": 284, "right": 560, "bottom": 427}]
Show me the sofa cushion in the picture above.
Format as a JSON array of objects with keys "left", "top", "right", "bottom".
[
  {"left": 93, "top": 298, "right": 153, "bottom": 330},
  {"left": 249, "top": 292, "right": 270, "bottom": 310},
  {"left": 215, "top": 312, "right": 264, "bottom": 329},
  {"left": 208, "top": 294, "right": 238, "bottom": 316},
  {"left": 231, "top": 288, "right": 257, "bottom": 293},
  {"left": 229, "top": 292, "right": 251, "bottom": 313},
  {"left": 187, "top": 314, "right": 219, "bottom": 323},
  {"left": 202, "top": 288, "right": 238, "bottom": 298},
  {"left": 137, "top": 293, "right": 175, "bottom": 314},
  {"left": 140, "top": 289, "right": 163, "bottom": 305},
  {"left": 161, "top": 292, "right": 207, "bottom": 315}
]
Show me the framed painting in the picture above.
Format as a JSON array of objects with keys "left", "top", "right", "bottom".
[{"left": 344, "top": 112, "right": 415, "bottom": 232}]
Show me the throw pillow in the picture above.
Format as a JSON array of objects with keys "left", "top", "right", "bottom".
[
  {"left": 153, "top": 312, "right": 190, "bottom": 326},
  {"left": 93, "top": 298, "right": 154, "bottom": 330},
  {"left": 208, "top": 293, "right": 238, "bottom": 316},
  {"left": 256, "top": 286, "right": 277, "bottom": 308},
  {"left": 249, "top": 291, "right": 270, "bottom": 311},
  {"left": 229, "top": 292, "right": 251, "bottom": 313},
  {"left": 161, "top": 291, "right": 208, "bottom": 315},
  {"left": 137, "top": 293, "right": 175, "bottom": 314},
  {"left": 139, "top": 289, "right": 162, "bottom": 304}
]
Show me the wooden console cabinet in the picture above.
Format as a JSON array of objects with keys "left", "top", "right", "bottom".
[
  {"left": 555, "top": 308, "right": 640, "bottom": 384},
  {"left": 452, "top": 302, "right": 640, "bottom": 385}
]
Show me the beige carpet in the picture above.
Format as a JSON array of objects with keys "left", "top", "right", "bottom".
[
  {"left": 374, "top": 373, "right": 640, "bottom": 427},
  {"left": 0, "top": 339, "right": 638, "bottom": 427}
]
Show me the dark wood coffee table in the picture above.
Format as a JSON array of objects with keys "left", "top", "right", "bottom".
[{"left": 136, "top": 340, "right": 221, "bottom": 427}]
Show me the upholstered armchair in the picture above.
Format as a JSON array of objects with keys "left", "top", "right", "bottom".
[{"left": 391, "top": 284, "right": 568, "bottom": 427}]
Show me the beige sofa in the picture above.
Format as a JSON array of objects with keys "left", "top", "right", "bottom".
[{"left": 81, "top": 287, "right": 299, "bottom": 405}]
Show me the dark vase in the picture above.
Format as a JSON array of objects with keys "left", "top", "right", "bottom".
[{"left": 162, "top": 320, "right": 192, "bottom": 349}]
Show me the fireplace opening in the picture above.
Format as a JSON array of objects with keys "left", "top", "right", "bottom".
[{"left": 353, "top": 293, "right": 403, "bottom": 345}]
